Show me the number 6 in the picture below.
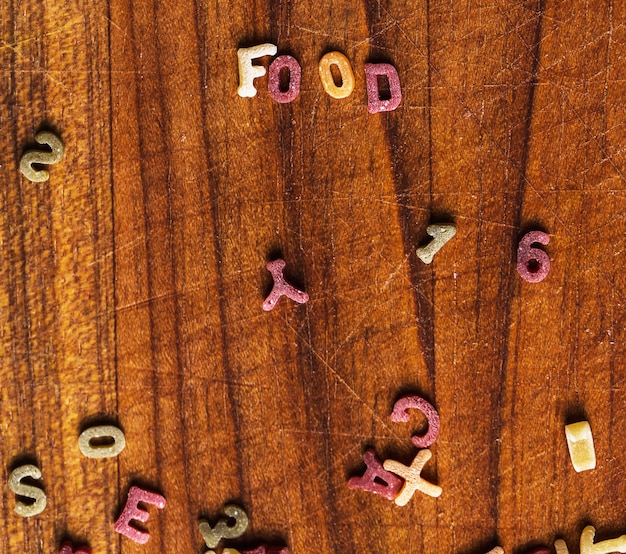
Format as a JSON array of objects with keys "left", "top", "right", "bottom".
[{"left": 517, "top": 231, "right": 550, "bottom": 283}]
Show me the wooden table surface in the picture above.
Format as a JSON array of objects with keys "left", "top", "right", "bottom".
[{"left": 1, "top": 0, "right": 625, "bottom": 552}]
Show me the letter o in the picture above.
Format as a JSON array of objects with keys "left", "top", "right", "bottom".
[
  {"left": 268, "top": 55, "right": 301, "bottom": 103},
  {"left": 79, "top": 425, "right": 126, "bottom": 459},
  {"left": 318, "top": 51, "right": 355, "bottom": 99}
]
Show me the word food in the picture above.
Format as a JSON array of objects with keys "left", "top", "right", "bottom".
[{"left": 237, "top": 44, "right": 402, "bottom": 113}]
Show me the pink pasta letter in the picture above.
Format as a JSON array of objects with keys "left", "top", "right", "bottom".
[
  {"left": 114, "top": 486, "right": 166, "bottom": 544},
  {"left": 268, "top": 55, "right": 301, "bottom": 103},
  {"left": 364, "top": 63, "right": 402, "bottom": 113}
]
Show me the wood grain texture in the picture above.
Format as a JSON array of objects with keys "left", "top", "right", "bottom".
[{"left": 1, "top": 0, "right": 625, "bottom": 552}]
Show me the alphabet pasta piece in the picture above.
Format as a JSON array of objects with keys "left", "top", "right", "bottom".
[
  {"left": 565, "top": 421, "right": 596, "bottom": 472},
  {"left": 237, "top": 44, "right": 278, "bottom": 97},
  {"left": 9, "top": 464, "right": 47, "bottom": 517}
]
